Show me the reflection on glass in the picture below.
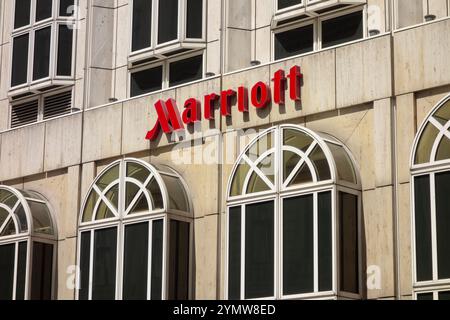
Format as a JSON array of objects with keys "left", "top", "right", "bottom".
[
  {"left": 257, "top": 153, "right": 275, "bottom": 184},
  {"left": 82, "top": 190, "right": 98, "bottom": 222},
  {"left": 27, "top": 200, "right": 53, "bottom": 235},
  {"left": 310, "top": 146, "right": 331, "bottom": 181},
  {"left": 14, "top": 204, "right": 28, "bottom": 233},
  {"left": 434, "top": 101, "right": 450, "bottom": 124},
  {"left": 230, "top": 161, "right": 251, "bottom": 197},
  {"left": 0, "top": 218, "right": 16, "bottom": 236},
  {"left": 283, "top": 129, "right": 313, "bottom": 152},
  {"left": 148, "top": 178, "right": 164, "bottom": 210},
  {"left": 327, "top": 143, "right": 357, "bottom": 184},
  {"left": 247, "top": 172, "right": 270, "bottom": 194},
  {"left": 0, "top": 190, "right": 18, "bottom": 209},
  {"left": 0, "top": 208, "right": 9, "bottom": 228},
  {"left": 283, "top": 151, "right": 301, "bottom": 182},
  {"left": 246, "top": 132, "right": 273, "bottom": 162},
  {"left": 289, "top": 163, "right": 313, "bottom": 186},
  {"left": 160, "top": 175, "right": 189, "bottom": 212},
  {"left": 127, "top": 162, "right": 150, "bottom": 184},
  {"left": 96, "top": 164, "right": 119, "bottom": 191},
  {"left": 415, "top": 123, "right": 439, "bottom": 164},
  {"left": 436, "top": 136, "right": 450, "bottom": 161}
]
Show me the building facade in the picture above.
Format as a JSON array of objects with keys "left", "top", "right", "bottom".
[{"left": 0, "top": 0, "right": 450, "bottom": 300}]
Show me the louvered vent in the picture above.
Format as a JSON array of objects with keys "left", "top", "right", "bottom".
[
  {"left": 11, "top": 99, "right": 39, "bottom": 128},
  {"left": 43, "top": 91, "right": 72, "bottom": 120}
]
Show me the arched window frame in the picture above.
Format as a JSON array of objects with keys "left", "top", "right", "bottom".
[
  {"left": 0, "top": 186, "right": 58, "bottom": 300},
  {"left": 225, "top": 124, "right": 362, "bottom": 301},
  {"left": 76, "top": 158, "right": 193, "bottom": 300},
  {"left": 410, "top": 94, "right": 450, "bottom": 299}
]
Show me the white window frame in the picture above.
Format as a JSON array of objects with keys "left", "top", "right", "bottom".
[
  {"left": 10, "top": 0, "right": 77, "bottom": 92},
  {"left": 128, "top": 50, "right": 205, "bottom": 98},
  {"left": 225, "top": 125, "right": 362, "bottom": 300}
]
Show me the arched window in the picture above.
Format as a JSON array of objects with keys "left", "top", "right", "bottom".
[
  {"left": 411, "top": 95, "right": 450, "bottom": 300},
  {"left": 226, "top": 125, "right": 361, "bottom": 300},
  {"left": 0, "top": 186, "right": 57, "bottom": 300},
  {"left": 77, "top": 158, "right": 192, "bottom": 300}
]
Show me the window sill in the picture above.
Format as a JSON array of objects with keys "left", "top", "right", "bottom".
[{"left": 8, "top": 78, "right": 75, "bottom": 101}]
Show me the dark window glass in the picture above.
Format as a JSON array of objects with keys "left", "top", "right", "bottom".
[
  {"left": 14, "top": 0, "right": 31, "bottom": 29},
  {"left": 283, "top": 195, "right": 313, "bottom": 295},
  {"left": 228, "top": 206, "right": 241, "bottom": 300},
  {"left": 417, "top": 292, "right": 434, "bottom": 300},
  {"left": 186, "top": 0, "right": 203, "bottom": 38},
  {"left": 245, "top": 201, "right": 274, "bottom": 299},
  {"left": 0, "top": 244, "right": 15, "bottom": 300},
  {"left": 33, "top": 27, "right": 51, "bottom": 80},
  {"left": 123, "top": 223, "right": 149, "bottom": 300},
  {"left": 275, "top": 24, "right": 314, "bottom": 60},
  {"left": 168, "top": 220, "right": 190, "bottom": 300},
  {"left": 435, "top": 171, "right": 450, "bottom": 280},
  {"left": 322, "top": 11, "right": 363, "bottom": 49},
  {"left": 79, "top": 232, "right": 91, "bottom": 300},
  {"left": 36, "top": 0, "right": 52, "bottom": 21},
  {"left": 169, "top": 55, "right": 203, "bottom": 87},
  {"left": 340, "top": 192, "right": 359, "bottom": 294},
  {"left": 439, "top": 291, "right": 450, "bottom": 300},
  {"left": 151, "top": 220, "right": 164, "bottom": 300},
  {"left": 92, "top": 227, "right": 117, "bottom": 300},
  {"left": 57, "top": 25, "right": 73, "bottom": 76},
  {"left": 12, "top": 34, "right": 29, "bottom": 86},
  {"left": 60, "top": 0, "right": 75, "bottom": 16},
  {"left": 132, "top": 0, "right": 152, "bottom": 51},
  {"left": 414, "top": 175, "right": 433, "bottom": 282},
  {"left": 158, "top": 0, "right": 178, "bottom": 44},
  {"left": 15, "top": 242, "right": 28, "bottom": 300},
  {"left": 130, "top": 66, "right": 163, "bottom": 97},
  {"left": 30, "top": 242, "right": 53, "bottom": 300},
  {"left": 278, "top": 0, "right": 302, "bottom": 10},
  {"left": 319, "top": 192, "right": 333, "bottom": 292}
]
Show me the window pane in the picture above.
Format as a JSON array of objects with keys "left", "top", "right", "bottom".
[
  {"left": 151, "top": 220, "right": 164, "bottom": 300},
  {"left": 417, "top": 292, "right": 433, "bottom": 300},
  {"left": 12, "top": 34, "right": 29, "bottom": 86},
  {"left": 278, "top": 0, "right": 302, "bottom": 10},
  {"left": 60, "top": 0, "right": 75, "bottom": 16},
  {"left": 27, "top": 200, "right": 54, "bottom": 235},
  {"left": 123, "top": 223, "right": 149, "bottom": 300},
  {"left": 15, "top": 242, "right": 28, "bottom": 300},
  {"left": 319, "top": 192, "right": 332, "bottom": 292},
  {"left": 33, "top": 27, "right": 51, "bottom": 80},
  {"left": 158, "top": 0, "right": 178, "bottom": 44},
  {"left": 310, "top": 146, "right": 331, "bottom": 181},
  {"left": 228, "top": 206, "right": 241, "bottom": 300},
  {"left": 230, "top": 161, "right": 251, "bottom": 196},
  {"left": 415, "top": 123, "right": 440, "bottom": 164},
  {"left": 414, "top": 175, "right": 433, "bottom": 282},
  {"left": 186, "top": 0, "right": 202, "bottom": 38},
  {"left": 283, "top": 195, "right": 313, "bottom": 295},
  {"left": 30, "top": 242, "right": 53, "bottom": 300},
  {"left": 14, "top": 0, "right": 31, "bottom": 29},
  {"left": 435, "top": 171, "right": 450, "bottom": 280},
  {"left": 275, "top": 25, "right": 314, "bottom": 60},
  {"left": 322, "top": 11, "right": 363, "bottom": 49},
  {"left": 327, "top": 143, "right": 357, "bottom": 184},
  {"left": 245, "top": 201, "right": 274, "bottom": 299},
  {"left": 132, "top": 0, "right": 152, "bottom": 51},
  {"left": 92, "top": 227, "right": 117, "bottom": 300},
  {"left": 340, "top": 192, "right": 359, "bottom": 294},
  {"left": 36, "top": 0, "right": 52, "bottom": 21},
  {"left": 160, "top": 174, "right": 189, "bottom": 212},
  {"left": 130, "top": 66, "right": 163, "bottom": 97},
  {"left": 168, "top": 220, "right": 190, "bottom": 300},
  {"left": 436, "top": 137, "right": 450, "bottom": 161},
  {"left": 79, "top": 232, "right": 91, "bottom": 300},
  {"left": 169, "top": 55, "right": 203, "bottom": 87},
  {"left": 439, "top": 291, "right": 450, "bottom": 300},
  {"left": 0, "top": 244, "right": 15, "bottom": 300},
  {"left": 96, "top": 164, "right": 119, "bottom": 191},
  {"left": 57, "top": 25, "right": 73, "bottom": 76}
]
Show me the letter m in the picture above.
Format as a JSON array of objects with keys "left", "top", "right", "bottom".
[{"left": 146, "top": 98, "right": 184, "bottom": 141}]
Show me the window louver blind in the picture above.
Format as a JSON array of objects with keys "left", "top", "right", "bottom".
[
  {"left": 43, "top": 91, "right": 72, "bottom": 120},
  {"left": 11, "top": 99, "right": 39, "bottom": 128}
]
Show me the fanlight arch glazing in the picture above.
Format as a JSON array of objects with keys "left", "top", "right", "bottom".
[
  {"left": 228, "top": 125, "right": 359, "bottom": 199},
  {"left": 412, "top": 95, "right": 450, "bottom": 168},
  {"left": 0, "top": 186, "right": 56, "bottom": 239},
  {"left": 80, "top": 158, "right": 191, "bottom": 225}
]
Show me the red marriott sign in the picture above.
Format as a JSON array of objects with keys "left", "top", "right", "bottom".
[{"left": 145, "top": 65, "right": 303, "bottom": 141}]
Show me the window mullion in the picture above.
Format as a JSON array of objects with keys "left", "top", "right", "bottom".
[
  {"left": 313, "top": 192, "right": 318, "bottom": 293},
  {"left": 430, "top": 173, "right": 438, "bottom": 281},
  {"left": 88, "top": 230, "right": 94, "bottom": 300},
  {"left": 12, "top": 242, "right": 18, "bottom": 300},
  {"left": 240, "top": 204, "right": 246, "bottom": 300}
]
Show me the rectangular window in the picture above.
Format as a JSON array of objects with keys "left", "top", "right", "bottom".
[
  {"left": 321, "top": 11, "right": 363, "bottom": 49},
  {"left": 158, "top": 0, "right": 178, "bottom": 44},
  {"left": 132, "top": 0, "right": 152, "bottom": 52},
  {"left": 274, "top": 24, "right": 314, "bottom": 60},
  {"left": 12, "top": 34, "right": 29, "bottom": 87},
  {"left": 228, "top": 206, "right": 241, "bottom": 300},
  {"left": 414, "top": 175, "right": 433, "bottom": 282},
  {"left": 318, "top": 192, "right": 332, "bottom": 292},
  {"left": 169, "top": 55, "right": 203, "bottom": 87},
  {"left": 186, "top": 0, "right": 203, "bottom": 39},
  {"left": 168, "top": 220, "right": 190, "bottom": 300},
  {"left": 245, "top": 201, "right": 274, "bottom": 299},
  {"left": 30, "top": 242, "right": 53, "bottom": 300},
  {"left": 278, "top": 0, "right": 302, "bottom": 10},
  {"left": 435, "top": 171, "right": 450, "bottom": 280},
  {"left": 35, "top": 0, "right": 52, "bottom": 22},
  {"left": 151, "top": 219, "right": 164, "bottom": 300},
  {"left": 439, "top": 291, "right": 450, "bottom": 300},
  {"left": 417, "top": 292, "right": 433, "bottom": 300},
  {"left": 33, "top": 26, "right": 51, "bottom": 80},
  {"left": 14, "top": 0, "right": 31, "bottom": 29},
  {"left": 59, "top": 0, "right": 75, "bottom": 16},
  {"left": 130, "top": 65, "right": 163, "bottom": 97},
  {"left": 15, "top": 242, "right": 28, "bottom": 300},
  {"left": 283, "top": 195, "right": 314, "bottom": 296},
  {"left": 0, "top": 244, "right": 15, "bottom": 300},
  {"left": 92, "top": 227, "right": 117, "bottom": 300},
  {"left": 57, "top": 24, "right": 73, "bottom": 76},
  {"left": 79, "top": 231, "right": 91, "bottom": 300},
  {"left": 339, "top": 192, "right": 359, "bottom": 294}
]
